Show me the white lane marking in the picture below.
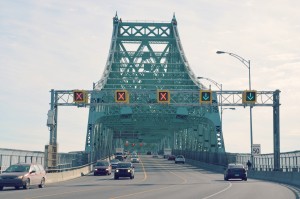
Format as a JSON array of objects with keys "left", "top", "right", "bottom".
[{"left": 201, "top": 182, "right": 232, "bottom": 199}]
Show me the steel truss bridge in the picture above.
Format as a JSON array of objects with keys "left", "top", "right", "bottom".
[{"left": 46, "top": 14, "right": 281, "bottom": 170}]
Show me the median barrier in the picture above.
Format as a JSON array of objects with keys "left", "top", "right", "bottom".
[
  {"left": 248, "top": 170, "right": 300, "bottom": 187},
  {"left": 187, "top": 158, "right": 300, "bottom": 187},
  {"left": 46, "top": 165, "right": 91, "bottom": 184},
  {"left": 46, "top": 156, "right": 113, "bottom": 184}
]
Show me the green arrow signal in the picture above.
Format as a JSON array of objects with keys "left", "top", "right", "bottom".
[
  {"left": 247, "top": 93, "right": 254, "bottom": 100},
  {"left": 203, "top": 93, "right": 210, "bottom": 101},
  {"left": 243, "top": 90, "right": 257, "bottom": 103}
]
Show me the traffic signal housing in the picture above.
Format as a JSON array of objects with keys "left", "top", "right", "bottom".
[
  {"left": 157, "top": 90, "right": 170, "bottom": 104},
  {"left": 200, "top": 90, "right": 212, "bottom": 104},
  {"left": 115, "top": 90, "right": 129, "bottom": 103},
  {"left": 243, "top": 90, "right": 257, "bottom": 104},
  {"left": 73, "top": 90, "right": 88, "bottom": 103}
]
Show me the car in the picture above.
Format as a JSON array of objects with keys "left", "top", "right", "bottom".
[
  {"left": 146, "top": 151, "right": 152, "bottom": 155},
  {"left": 110, "top": 159, "right": 120, "bottom": 169},
  {"left": 130, "top": 155, "right": 140, "bottom": 163},
  {"left": 115, "top": 155, "right": 124, "bottom": 161},
  {"left": 94, "top": 161, "right": 112, "bottom": 176},
  {"left": 0, "top": 163, "right": 46, "bottom": 190},
  {"left": 224, "top": 163, "right": 247, "bottom": 181},
  {"left": 168, "top": 155, "right": 176, "bottom": 161},
  {"left": 152, "top": 153, "right": 159, "bottom": 158},
  {"left": 175, "top": 155, "right": 185, "bottom": 164},
  {"left": 163, "top": 154, "right": 170, "bottom": 159},
  {"left": 114, "top": 162, "right": 135, "bottom": 180}
]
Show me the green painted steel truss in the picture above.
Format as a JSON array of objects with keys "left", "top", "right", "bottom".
[{"left": 47, "top": 14, "right": 281, "bottom": 167}]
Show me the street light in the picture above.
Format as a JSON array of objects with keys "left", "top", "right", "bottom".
[
  {"left": 216, "top": 50, "right": 254, "bottom": 164},
  {"left": 197, "top": 77, "right": 224, "bottom": 149},
  {"left": 197, "top": 76, "right": 222, "bottom": 110}
]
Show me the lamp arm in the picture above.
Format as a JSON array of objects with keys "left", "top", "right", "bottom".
[{"left": 228, "top": 53, "right": 250, "bottom": 69}]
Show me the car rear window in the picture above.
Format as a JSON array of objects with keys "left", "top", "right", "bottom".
[{"left": 228, "top": 164, "right": 244, "bottom": 169}]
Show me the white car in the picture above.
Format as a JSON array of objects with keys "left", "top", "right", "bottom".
[
  {"left": 175, "top": 155, "right": 185, "bottom": 164},
  {"left": 130, "top": 155, "right": 140, "bottom": 163}
]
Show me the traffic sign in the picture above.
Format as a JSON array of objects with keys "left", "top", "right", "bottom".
[
  {"left": 157, "top": 90, "right": 170, "bottom": 103},
  {"left": 73, "top": 90, "right": 88, "bottom": 103},
  {"left": 252, "top": 144, "right": 261, "bottom": 155},
  {"left": 115, "top": 90, "right": 129, "bottom": 103},
  {"left": 200, "top": 90, "right": 212, "bottom": 104},
  {"left": 243, "top": 90, "right": 257, "bottom": 103}
]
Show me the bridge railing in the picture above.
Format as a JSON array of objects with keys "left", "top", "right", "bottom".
[
  {"left": 0, "top": 148, "right": 89, "bottom": 173},
  {"left": 173, "top": 149, "right": 300, "bottom": 172}
]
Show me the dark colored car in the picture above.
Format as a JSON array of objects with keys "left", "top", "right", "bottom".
[
  {"left": 115, "top": 155, "right": 124, "bottom": 161},
  {"left": 114, "top": 162, "right": 135, "bottom": 180},
  {"left": 94, "top": 161, "right": 112, "bottom": 176},
  {"left": 0, "top": 163, "right": 46, "bottom": 190},
  {"left": 168, "top": 155, "right": 176, "bottom": 161},
  {"left": 110, "top": 159, "right": 120, "bottom": 169},
  {"left": 146, "top": 151, "right": 152, "bottom": 155},
  {"left": 224, "top": 163, "right": 247, "bottom": 181}
]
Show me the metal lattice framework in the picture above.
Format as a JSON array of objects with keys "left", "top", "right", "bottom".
[{"left": 46, "top": 14, "right": 281, "bottom": 169}]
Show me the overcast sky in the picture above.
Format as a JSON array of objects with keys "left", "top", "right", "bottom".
[{"left": 1, "top": 0, "right": 299, "bottom": 154}]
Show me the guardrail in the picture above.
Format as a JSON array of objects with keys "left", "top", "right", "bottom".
[
  {"left": 184, "top": 158, "right": 300, "bottom": 188},
  {"left": 46, "top": 156, "right": 113, "bottom": 184},
  {"left": 0, "top": 148, "right": 89, "bottom": 174},
  {"left": 173, "top": 149, "right": 300, "bottom": 172}
]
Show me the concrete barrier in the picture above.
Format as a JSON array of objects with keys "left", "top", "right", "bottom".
[
  {"left": 46, "top": 157, "right": 112, "bottom": 184},
  {"left": 248, "top": 170, "right": 300, "bottom": 187},
  {"left": 46, "top": 165, "right": 92, "bottom": 184},
  {"left": 186, "top": 158, "right": 300, "bottom": 188}
]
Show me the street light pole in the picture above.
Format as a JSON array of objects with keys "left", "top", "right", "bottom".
[
  {"left": 216, "top": 51, "right": 254, "bottom": 165},
  {"left": 197, "top": 76, "right": 224, "bottom": 150},
  {"left": 197, "top": 76, "right": 223, "bottom": 113}
]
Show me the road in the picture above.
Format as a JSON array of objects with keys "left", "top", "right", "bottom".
[{"left": 0, "top": 155, "right": 298, "bottom": 199}]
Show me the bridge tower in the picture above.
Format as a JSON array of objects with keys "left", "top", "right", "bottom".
[{"left": 85, "top": 14, "right": 223, "bottom": 161}]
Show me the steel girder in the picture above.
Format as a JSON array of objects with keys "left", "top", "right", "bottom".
[
  {"left": 84, "top": 14, "right": 222, "bottom": 161},
  {"left": 47, "top": 15, "right": 281, "bottom": 169}
]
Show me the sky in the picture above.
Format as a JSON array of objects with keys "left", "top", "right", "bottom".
[{"left": 0, "top": 0, "right": 299, "bottom": 154}]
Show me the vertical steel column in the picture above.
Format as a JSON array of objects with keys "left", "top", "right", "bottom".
[
  {"left": 273, "top": 90, "right": 281, "bottom": 170},
  {"left": 49, "top": 89, "right": 58, "bottom": 145}
]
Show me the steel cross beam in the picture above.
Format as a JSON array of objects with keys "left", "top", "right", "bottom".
[
  {"left": 51, "top": 89, "right": 276, "bottom": 107},
  {"left": 48, "top": 89, "right": 280, "bottom": 170}
]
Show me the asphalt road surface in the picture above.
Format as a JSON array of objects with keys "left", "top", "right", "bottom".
[{"left": 0, "top": 155, "right": 298, "bottom": 199}]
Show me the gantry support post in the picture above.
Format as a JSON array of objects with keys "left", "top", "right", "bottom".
[
  {"left": 45, "top": 89, "right": 58, "bottom": 169},
  {"left": 273, "top": 90, "right": 281, "bottom": 170}
]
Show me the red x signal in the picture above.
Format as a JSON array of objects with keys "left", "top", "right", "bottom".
[
  {"left": 117, "top": 92, "right": 125, "bottom": 101},
  {"left": 115, "top": 90, "right": 129, "bottom": 103},
  {"left": 73, "top": 90, "right": 87, "bottom": 103},
  {"left": 157, "top": 90, "right": 170, "bottom": 103}
]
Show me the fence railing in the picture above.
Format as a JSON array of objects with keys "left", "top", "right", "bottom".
[
  {"left": 2, "top": 148, "right": 299, "bottom": 173},
  {"left": 173, "top": 149, "right": 300, "bottom": 172},
  {"left": 0, "top": 148, "right": 89, "bottom": 173}
]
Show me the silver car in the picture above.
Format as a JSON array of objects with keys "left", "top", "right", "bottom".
[
  {"left": 0, "top": 163, "right": 46, "bottom": 190},
  {"left": 175, "top": 155, "right": 185, "bottom": 164}
]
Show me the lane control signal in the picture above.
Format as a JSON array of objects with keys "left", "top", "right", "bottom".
[
  {"left": 115, "top": 90, "right": 129, "bottom": 103},
  {"left": 200, "top": 90, "right": 212, "bottom": 104},
  {"left": 73, "top": 90, "right": 88, "bottom": 103},
  {"left": 243, "top": 90, "right": 257, "bottom": 104},
  {"left": 157, "top": 90, "right": 170, "bottom": 103}
]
